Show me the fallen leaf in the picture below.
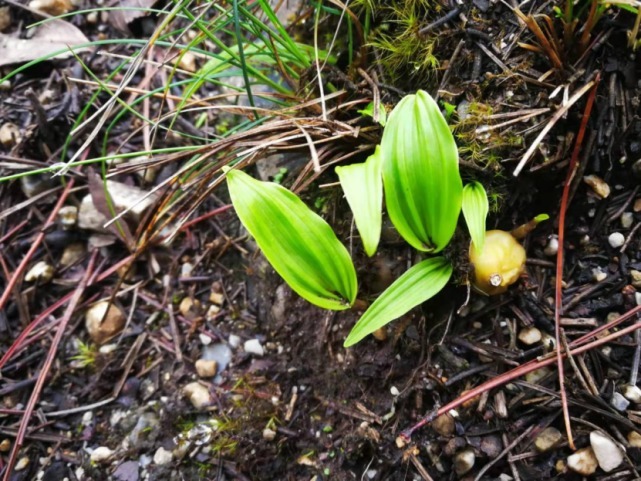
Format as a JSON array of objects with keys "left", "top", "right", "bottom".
[
  {"left": 108, "top": 0, "right": 157, "bottom": 34},
  {"left": 0, "top": 19, "right": 90, "bottom": 67}
]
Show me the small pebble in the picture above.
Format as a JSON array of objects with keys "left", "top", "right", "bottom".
[
  {"left": 611, "top": 391, "right": 630, "bottom": 411},
  {"left": 180, "top": 262, "right": 193, "bottom": 277},
  {"left": 432, "top": 413, "right": 455, "bottom": 437},
  {"left": 584, "top": 175, "right": 611, "bottom": 199},
  {"left": 182, "top": 382, "right": 211, "bottom": 409},
  {"left": 244, "top": 339, "right": 264, "bottom": 356},
  {"left": 518, "top": 326, "right": 541, "bottom": 346},
  {"left": 29, "top": 0, "right": 71, "bottom": 15},
  {"left": 628, "top": 431, "right": 641, "bottom": 448},
  {"left": 608, "top": 232, "right": 625, "bottom": 248},
  {"left": 153, "top": 447, "right": 173, "bottom": 465},
  {"left": 228, "top": 334, "right": 241, "bottom": 348},
  {"left": 525, "top": 367, "right": 550, "bottom": 385},
  {"left": 543, "top": 237, "right": 558, "bottom": 256},
  {"left": 621, "top": 212, "right": 634, "bottom": 229},
  {"left": 453, "top": 448, "right": 475, "bottom": 475},
  {"left": 635, "top": 198, "right": 641, "bottom": 213},
  {"left": 90, "top": 446, "right": 115, "bottom": 463},
  {"left": 623, "top": 384, "right": 641, "bottom": 403},
  {"left": 0, "top": 439, "right": 10, "bottom": 452},
  {"left": 566, "top": 447, "right": 597, "bottom": 476},
  {"left": 0, "top": 123, "right": 20, "bottom": 147},
  {"left": 592, "top": 267, "right": 607, "bottom": 282},
  {"left": 534, "top": 427, "right": 562, "bottom": 452},
  {"left": 209, "top": 291, "right": 224, "bottom": 305},
  {"left": 15, "top": 457, "right": 29, "bottom": 471},
  {"left": 199, "top": 333, "right": 212, "bottom": 345},
  {"left": 390, "top": 386, "right": 400, "bottom": 396},
  {"left": 25, "top": 261, "right": 54, "bottom": 283},
  {"left": 85, "top": 301, "right": 126, "bottom": 345},
  {"left": 58, "top": 205, "right": 78, "bottom": 228},
  {"left": 631, "top": 270, "right": 641, "bottom": 289},
  {"left": 262, "top": 428, "right": 277, "bottom": 441},
  {"left": 195, "top": 359, "right": 218, "bottom": 378},
  {"left": 590, "top": 431, "right": 624, "bottom": 472}
]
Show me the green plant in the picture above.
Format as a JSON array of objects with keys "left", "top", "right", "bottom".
[{"left": 226, "top": 90, "right": 497, "bottom": 346}]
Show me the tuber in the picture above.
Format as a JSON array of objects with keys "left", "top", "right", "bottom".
[{"left": 469, "top": 230, "right": 526, "bottom": 295}]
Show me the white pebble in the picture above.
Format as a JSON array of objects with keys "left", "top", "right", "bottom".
[
  {"left": 228, "top": 334, "right": 241, "bottom": 348},
  {"left": 90, "top": 446, "right": 114, "bottom": 463},
  {"left": 611, "top": 391, "right": 630, "bottom": 411},
  {"left": 592, "top": 267, "right": 607, "bottom": 282},
  {"left": 262, "top": 428, "right": 277, "bottom": 441},
  {"left": 25, "top": 261, "right": 54, "bottom": 283},
  {"left": 244, "top": 339, "right": 264, "bottom": 356},
  {"left": 567, "top": 447, "right": 597, "bottom": 476},
  {"left": 182, "top": 382, "right": 211, "bottom": 409},
  {"left": 608, "top": 232, "right": 625, "bottom": 248},
  {"left": 590, "top": 431, "right": 624, "bottom": 472},
  {"left": 454, "top": 449, "right": 475, "bottom": 475},
  {"left": 622, "top": 212, "right": 634, "bottom": 229},
  {"left": 543, "top": 236, "right": 558, "bottom": 256},
  {"left": 534, "top": 427, "right": 562, "bottom": 452},
  {"left": 624, "top": 384, "right": 641, "bottom": 403},
  {"left": 15, "top": 457, "right": 29, "bottom": 471},
  {"left": 518, "top": 326, "right": 542, "bottom": 346},
  {"left": 195, "top": 359, "right": 218, "bottom": 378},
  {"left": 153, "top": 447, "right": 173, "bottom": 465},
  {"left": 390, "top": 386, "right": 400, "bottom": 396},
  {"left": 199, "top": 333, "right": 212, "bottom": 345}
]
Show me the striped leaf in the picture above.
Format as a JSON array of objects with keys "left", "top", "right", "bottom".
[
  {"left": 226, "top": 168, "right": 357, "bottom": 310},
  {"left": 344, "top": 257, "right": 452, "bottom": 347},
  {"left": 462, "top": 181, "right": 489, "bottom": 254},
  {"left": 335, "top": 146, "right": 383, "bottom": 257},
  {"left": 381, "top": 90, "right": 462, "bottom": 252}
]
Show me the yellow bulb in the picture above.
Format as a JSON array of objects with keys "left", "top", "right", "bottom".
[{"left": 469, "top": 230, "right": 526, "bottom": 295}]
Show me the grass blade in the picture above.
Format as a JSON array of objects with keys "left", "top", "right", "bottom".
[{"left": 344, "top": 257, "right": 452, "bottom": 346}]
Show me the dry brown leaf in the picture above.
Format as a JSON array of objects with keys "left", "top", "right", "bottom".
[
  {"left": 0, "top": 18, "right": 90, "bottom": 67},
  {"left": 108, "top": 0, "right": 157, "bottom": 34}
]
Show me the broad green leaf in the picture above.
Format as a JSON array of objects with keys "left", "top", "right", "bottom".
[
  {"left": 335, "top": 146, "right": 383, "bottom": 257},
  {"left": 462, "top": 181, "right": 489, "bottom": 254},
  {"left": 381, "top": 90, "right": 463, "bottom": 253},
  {"left": 344, "top": 257, "right": 452, "bottom": 347},
  {"left": 226, "top": 169, "right": 357, "bottom": 310}
]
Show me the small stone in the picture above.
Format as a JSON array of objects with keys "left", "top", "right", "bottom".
[
  {"left": 195, "top": 359, "right": 218, "bottom": 378},
  {"left": 543, "top": 237, "right": 558, "bottom": 256},
  {"left": 14, "top": 457, "right": 29, "bottom": 471},
  {"left": 90, "top": 446, "right": 115, "bottom": 463},
  {"left": 228, "top": 334, "right": 241, "bottom": 348},
  {"left": 590, "top": 431, "right": 624, "bottom": 472},
  {"left": 177, "top": 52, "right": 196, "bottom": 72},
  {"left": 592, "top": 267, "right": 607, "bottom": 282},
  {"left": 534, "top": 427, "right": 563, "bottom": 452},
  {"left": 584, "top": 175, "right": 611, "bottom": 199},
  {"left": 0, "top": 439, "right": 10, "bottom": 452},
  {"left": 525, "top": 367, "right": 550, "bottom": 385},
  {"left": 262, "top": 428, "right": 277, "bottom": 441},
  {"left": 180, "top": 262, "right": 193, "bottom": 277},
  {"left": 28, "top": 0, "right": 72, "bottom": 15},
  {"left": 432, "top": 413, "right": 455, "bottom": 437},
  {"left": 153, "top": 447, "right": 173, "bottom": 465},
  {"left": 244, "top": 339, "right": 264, "bottom": 356},
  {"left": 518, "top": 326, "right": 541, "bottom": 345},
  {"left": 205, "top": 304, "right": 220, "bottom": 321},
  {"left": 611, "top": 391, "right": 630, "bottom": 411},
  {"left": 631, "top": 270, "right": 641, "bottom": 289},
  {"left": 0, "top": 123, "right": 20, "bottom": 147},
  {"left": 566, "top": 447, "right": 597, "bottom": 476},
  {"left": 390, "top": 386, "right": 400, "bottom": 396},
  {"left": 622, "top": 212, "right": 634, "bottom": 229},
  {"left": 58, "top": 205, "right": 78, "bottom": 228},
  {"left": 179, "top": 297, "right": 200, "bottom": 317},
  {"left": 372, "top": 326, "right": 388, "bottom": 341},
  {"left": 128, "top": 413, "right": 159, "bottom": 449},
  {"left": 628, "top": 431, "right": 641, "bottom": 448},
  {"left": 609, "top": 232, "right": 625, "bottom": 248},
  {"left": 199, "top": 333, "right": 212, "bottom": 345},
  {"left": 453, "top": 448, "right": 475, "bottom": 475},
  {"left": 182, "top": 382, "right": 211, "bottom": 409},
  {"left": 209, "top": 291, "right": 224, "bottom": 305},
  {"left": 60, "top": 243, "right": 86, "bottom": 267},
  {"left": 623, "top": 384, "right": 641, "bottom": 403},
  {"left": 86, "top": 10, "right": 98, "bottom": 23},
  {"left": 85, "top": 301, "right": 126, "bottom": 345},
  {"left": 25, "top": 261, "right": 54, "bottom": 283},
  {"left": 635, "top": 198, "right": 641, "bottom": 213}
]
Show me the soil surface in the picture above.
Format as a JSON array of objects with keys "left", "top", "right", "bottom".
[{"left": 3, "top": 1, "right": 641, "bottom": 480}]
